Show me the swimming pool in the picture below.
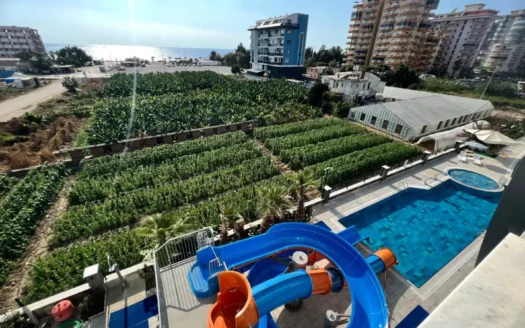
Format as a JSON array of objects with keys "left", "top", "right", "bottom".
[
  {"left": 448, "top": 169, "right": 500, "bottom": 191},
  {"left": 339, "top": 180, "right": 501, "bottom": 287}
]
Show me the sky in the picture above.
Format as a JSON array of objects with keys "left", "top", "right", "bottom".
[{"left": 0, "top": 0, "right": 523, "bottom": 51}]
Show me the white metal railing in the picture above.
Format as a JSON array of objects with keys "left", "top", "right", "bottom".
[{"left": 154, "top": 227, "right": 214, "bottom": 270}]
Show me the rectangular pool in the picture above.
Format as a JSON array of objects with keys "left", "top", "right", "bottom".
[{"left": 340, "top": 180, "right": 501, "bottom": 287}]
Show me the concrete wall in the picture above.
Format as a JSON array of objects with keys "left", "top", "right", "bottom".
[{"left": 477, "top": 157, "right": 525, "bottom": 265}]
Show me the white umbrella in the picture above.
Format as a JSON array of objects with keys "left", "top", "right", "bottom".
[
  {"left": 468, "top": 130, "right": 517, "bottom": 146},
  {"left": 464, "top": 140, "right": 489, "bottom": 151}
]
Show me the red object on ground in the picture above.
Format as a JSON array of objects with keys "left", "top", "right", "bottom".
[{"left": 52, "top": 300, "right": 74, "bottom": 322}]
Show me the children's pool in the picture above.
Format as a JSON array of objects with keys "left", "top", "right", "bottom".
[
  {"left": 340, "top": 180, "right": 501, "bottom": 287},
  {"left": 448, "top": 169, "right": 500, "bottom": 191}
]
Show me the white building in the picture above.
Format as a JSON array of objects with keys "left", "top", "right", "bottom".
[
  {"left": 0, "top": 26, "right": 46, "bottom": 57},
  {"left": 349, "top": 87, "right": 494, "bottom": 141},
  {"left": 482, "top": 9, "right": 525, "bottom": 73},
  {"left": 321, "top": 72, "right": 385, "bottom": 102},
  {"left": 430, "top": 4, "right": 500, "bottom": 76}
]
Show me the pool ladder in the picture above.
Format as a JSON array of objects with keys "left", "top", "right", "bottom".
[{"left": 398, "top": 180, "right": 408, "bottom": 190}]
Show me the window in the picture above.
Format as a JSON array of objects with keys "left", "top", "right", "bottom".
[
  {"left": 360, "top": 113, "right": 366, "bottom": 121},
  {"left": 285, "top": 58, "right": 289, "bottom": 64},
  {"left": 437, "top": 121, "right": 443, "bottom": 129},
  {"left": 451, "top": 118, "right": 456, "bottom": 125},
  {"left": 286, "top": 40, "right": 291, "bottom": 45},
  {"left": 350, "top": 111, "right": 355, "bottom": 119},
  {"left": 287, "top": 30, "right": 291, "bottom": 34},
  {"left": 444, "top": 119, "right": 450, "bottom": 128},
  {"left": 287, "top": 50, "right": 290, "bottom": 54},
  {"left": 371, "top": 116, "right": 377, "bottom": 126},
  {"left": 382, "top": 120, "right": 389, "bottom": 129},
  {"left": 394, "top": 124, "right": 403, "bottom": 134},
  {"left": 421, "top": 125, "right": 427, "bottom": 134},
  {"left": 368, "top": 82, "right": 371, "bottom": 90},
  {"left": 300, "top": 34, "right": 304, "bottom": 40}
]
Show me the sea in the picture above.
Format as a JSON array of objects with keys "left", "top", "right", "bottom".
[{"left": 44, "top": 44, "right": 233, "bottom": 61}]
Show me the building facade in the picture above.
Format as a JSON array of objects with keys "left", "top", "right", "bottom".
[
  {"left": 248, "top": 13, "right": 308, "bottom": 78},
  {"left": 321, "top": 71, "right": 385, "bottom": 102},
  {"left": 430, "top": 4, "right": 499, "bottom": 76},
  {"left": 345, "top": 0, "right": 440, "bottom": 72},
  {"left": 482, "top": 9, "right": 525, "bottom": 73},
  {"left": 0, "top": 26, "right": 46, "bottom": 57}
]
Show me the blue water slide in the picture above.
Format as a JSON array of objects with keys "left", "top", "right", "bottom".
[
  {"left": 246, "top": 257, "right": 289, "bottom": 287},
  {"left": 190, "top": 223, "right": 387, "bottom": 328}
]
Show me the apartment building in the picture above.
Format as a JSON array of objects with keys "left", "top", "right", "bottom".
[
  {"left": 345, "top": 0, "right": 440, "bottom": 72},
  {"left": 0, "top": 26, "right": 46, "bottom": 57},
  {"left": 248, "top": 13, "right": 308, "bottom": 78},
  {"left": 430, "top": 4, "right": 499, "bottom": 76},
  {"left": 482, "top": 9, "right": 525, "bottom": 73}
]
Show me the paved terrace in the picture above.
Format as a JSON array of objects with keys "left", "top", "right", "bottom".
[{"left": 157, "top": 138, "right": 525, "bottom": 328}]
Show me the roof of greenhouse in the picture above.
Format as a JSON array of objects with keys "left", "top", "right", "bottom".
[{"left": 355, "top": 95, "right": 494, "bottom": 129}]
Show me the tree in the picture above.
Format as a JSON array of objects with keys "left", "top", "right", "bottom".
[
  {"left": 31, "top": 55, "right": 52, "bottom": 71},
  {"left": 428, "top": 65, "right": 448, "bottom": 78},
  {"left": 62, "top": 77, "right": 79, "bottom": 92},
  {"left": 256, "top": 184, "right": 292, "bottom": 232},
  {"left": 15, "top": 50, "right": 34, "bottom": 61},
  {"left": 329, "top": 59, "right": 339, "bottom": 68},
  {"left": 476, "top": 81, "right": 518, "bottom": 98},
  {"left": 305, "top": 58, "right": 316, "bottom": 68},
  {"left": 286, "top": 169, "right": 320, "bottom": 222},
  {"left": 236, "top": 51, "right": 251, "bottom": 68},
  {"left": 307, "top": 82, "right": 330, "bottom": 107},
  {"left": 222, "top": 52, "right": 237, "bottom": 66},
  {"left": 452, "top": 59, "right": 463, "bottom": 77},
  {"left": 236, "top": 43, "right": 248, "bottom": 54},
  {"left": 305, "top": 47, "right": 314, "bottom": 60},
  {"left": 135, "top": 214, "right": 190, "bottom": 246},
  {"left": 209, "top": 50, "right": 217, "bottom": 61},
  {"left": 382, "top": 64, "right": 420, "bottom": 88},
  {"left": 218, "top": 202, "right": 242, "bottom": 245},
  {"left": 55, "top": 46, "right": 93, "bottom": 67},
  {"left": 231, "top": 64, "right": 241, "bottom": 74}
]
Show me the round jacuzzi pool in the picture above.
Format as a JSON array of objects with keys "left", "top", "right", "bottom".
[{"left": 448, "top": 169, "right": 500, "bottom": 191}]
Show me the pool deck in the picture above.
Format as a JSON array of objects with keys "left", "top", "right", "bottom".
[{"left": 300, "top": 137, "right": 525, "bottom": 327}]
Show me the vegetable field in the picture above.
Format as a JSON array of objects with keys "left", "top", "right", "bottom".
[
  {"left": 86, "top": 72, "right": 321, "bottom": 144},
  {"left": 0, "top": 166, "right": 66, "bottom": 286},
  {"left": 256, "top": 118, "right": 422, "bottom": 183}
]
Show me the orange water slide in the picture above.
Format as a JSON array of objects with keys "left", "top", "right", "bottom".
[
  {"left": 307, "top": 269, "right": 333, "bottom": 295},
  {"left": 207, "top": 271, "right": 259, "bottom": 328}
]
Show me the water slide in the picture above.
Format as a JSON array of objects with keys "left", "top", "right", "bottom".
[{"left": 189, "top": 223, "right": 394, "bottom": 328}]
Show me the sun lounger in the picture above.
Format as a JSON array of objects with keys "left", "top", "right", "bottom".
[
  {"left": 473, "top": 153, "right": 482, "bottom": 166},
  {"left": 458, "top": 151, "right": 468, "bottom": 163}
]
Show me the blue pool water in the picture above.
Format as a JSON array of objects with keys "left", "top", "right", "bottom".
[
  {"left": 340, "top": 180, "right": 501, "bottom": 287},
  {"left": 448, "top": 169, "right": 499, "bottom": 190}
]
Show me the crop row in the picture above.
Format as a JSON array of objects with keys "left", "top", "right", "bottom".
[
  {"left": 69, "top": 141, "right": 261, "bottom": 205},
  {"left": 51, "top": 157, "right": 280, "bottom": 246},
  {"left": 264, "top": 124, "right": 367, "bottom": 154},
  {"left": 22, "top": 230, "right": 153, "bottom": 304},
  {"left": 254, "top": 118, "right": 346, "bottom": 141},
  {"left": 0, "top": 166, "right": 66, "bottom": 286},
  {"left": 0, "top": 174, "right": 18, "bottom": 199},
  {"left": 79, "top": 132, "right": 249, "bottom": 179},
  {"left": 280, "top": 134, "right": 392, "bottom": 170},
  {"left": 309, "top": 142, "right": 422, "bottom": 186}
]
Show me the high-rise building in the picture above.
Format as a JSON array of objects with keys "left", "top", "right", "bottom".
[
  {"left": 345, "top": 0, "right": 440, "bottom": 72},
  {"left": 0, "top": 26, "right": 46, "bottom": 57},
  {"left": 248, "top": 13, "right": 308, "bottom": 78},
  {"left": 482, "top": 9, "right": 525, "bottom": 73},
  {"left": 430, "top": 4, "right": 499, "bottom": 76}
]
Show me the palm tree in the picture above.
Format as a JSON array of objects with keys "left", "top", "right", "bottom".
[
  {"left": 286, "top": 169, "right": 320, "bottom": 222},
  {"left": 256, "top": 184, "right": 292, "bottom": 232},
  {"left": 218, "top": 202, "right": 243, "bottom": 245},
  {"left": 135, "top": 214, "right": 190, "bottom": 247}
]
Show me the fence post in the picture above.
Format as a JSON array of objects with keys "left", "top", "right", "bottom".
[
  {"left": 454, "top": 140, "right": 464, "bottom": 153},
  {"left": 422, "top": 151, "right": 431, "bottom": 164},
  {"left": 380, "top": 165, "right": 390, "bottom": 181},
  {"left": 322, "top": 186, "right": 332, "bottom": 204}
]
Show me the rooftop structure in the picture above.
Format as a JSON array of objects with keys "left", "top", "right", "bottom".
[
  {"left": 482, "top": 9, "right": 525, "bottom": 73},
  {"left": 248, "top": 13, "right": 308, "bottom": 79},
  {"left": 345, "top": 0, "right": 440, "bottom": 72},
  {"left": 350, "top": 88, "right": 494, "bottom": 141},
  {"left": 0, "top": 26, "right": 46, "bottom": 57},
  {"left": 321, "top": 71, "right": 385, "bottom": 102},
  {"left": 430, "top": 4, "right": 500, "bottom": 76}
]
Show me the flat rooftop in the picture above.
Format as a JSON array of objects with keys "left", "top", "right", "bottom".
[{"left": 420, "top": 233, "right": 525, "bottom": 327}]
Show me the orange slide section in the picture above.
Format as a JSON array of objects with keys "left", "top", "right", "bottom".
[
  {"left": 307, "top": 269, "right": 332, "bottom": 295},
  {"left": 208, "top": 271, "right": 259, "bottom": 328},
  {"left": 375, "top": 247, "right": 398, "bottom": 270}
]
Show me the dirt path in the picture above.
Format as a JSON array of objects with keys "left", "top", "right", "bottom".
[
  {"left": 254, "top": 139, "right": 293, "bottom": 174},
  {"left": 0, "top": 177, "right": 73, "bottom": 312},
  {"left": 0, "top": 80, "right": 64, "bottom": 122}
]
